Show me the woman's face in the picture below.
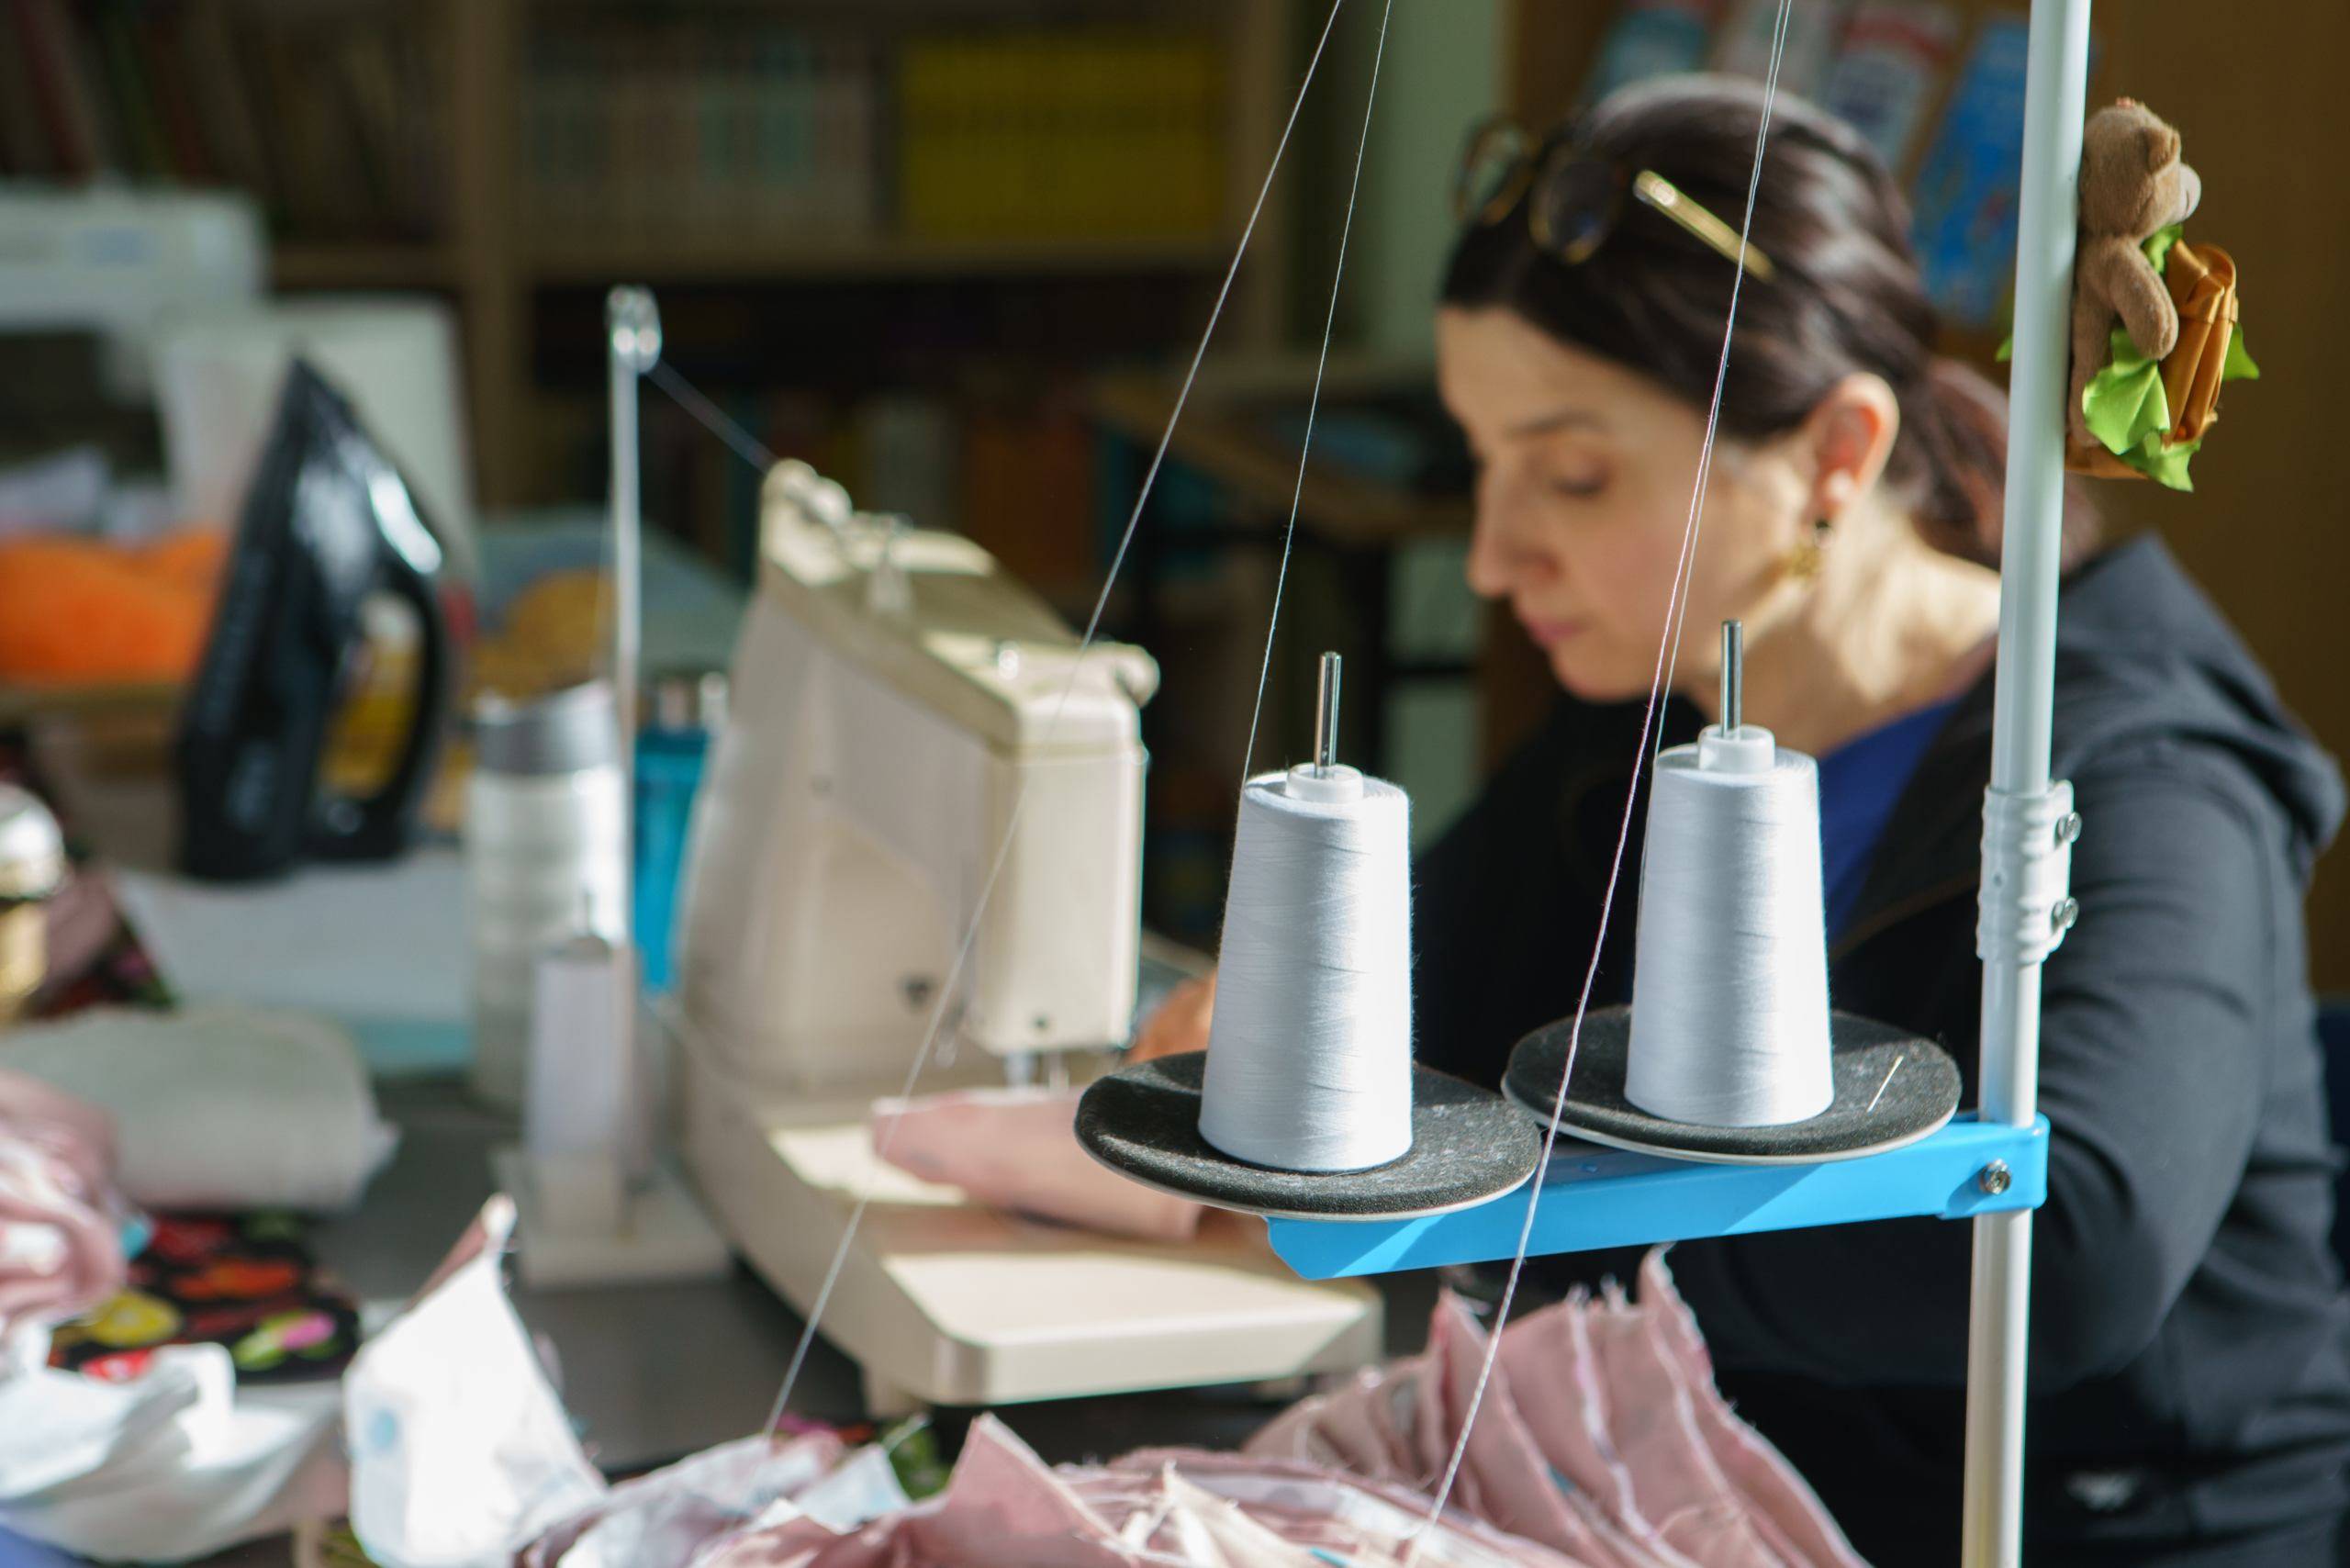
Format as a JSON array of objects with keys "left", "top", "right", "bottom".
[{"left": 1437, "top": 305, "right": 1806, "bottom": 702}]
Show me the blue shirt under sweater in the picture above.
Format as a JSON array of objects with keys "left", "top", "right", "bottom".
[{"left": 1816, "top": 697, "right": 1963, "bottom": 939}]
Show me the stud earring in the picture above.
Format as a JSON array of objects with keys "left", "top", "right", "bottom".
[{"left": 1787, "top": 517, "right": 1833, "bottom": 583}]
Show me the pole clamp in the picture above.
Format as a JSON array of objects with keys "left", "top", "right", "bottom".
[{"left": 1976, "top": 780, "right": 2079, "bottom": 968}]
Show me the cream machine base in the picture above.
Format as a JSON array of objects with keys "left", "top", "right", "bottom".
[{"left": 682, "top": 1058, "right": 1382, "bottom": 1416}]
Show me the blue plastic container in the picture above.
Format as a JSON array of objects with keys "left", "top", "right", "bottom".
[{"left": 633, "top": 728, "right": 710, "bottom": 992}]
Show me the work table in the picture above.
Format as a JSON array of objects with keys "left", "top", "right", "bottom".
[{"left": 6, "top": 512, "right": 1436, "bottom": 1563}]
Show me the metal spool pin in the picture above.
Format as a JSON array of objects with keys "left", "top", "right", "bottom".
[
  {"left": 1721, "top": 620, "right": 1743, "bottom": 736},
  {"left": 1314, "top": 651, "right": 1342, "bottom": 775}
]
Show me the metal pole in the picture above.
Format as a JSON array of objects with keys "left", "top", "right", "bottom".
[
  {"left": 606, "top": 286, "right": 661, "bottom": 941},
  {"left": 1961, "top": 3, "right": 2091, "bottom": 1563}
]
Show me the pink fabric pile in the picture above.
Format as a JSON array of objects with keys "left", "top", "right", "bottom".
[
  {"left": 0, "top": 1068, "right": 125, "bottom": 1338},
  {"left": 521, "top": 1415, "right": 1589, "bottom": 1568},
  {"left": 513, "top": 1252, "right": 1867, "bottom": 1568},
  {"left": 1245, "top": 1251, "right": 1866, "bottom": 1568}
]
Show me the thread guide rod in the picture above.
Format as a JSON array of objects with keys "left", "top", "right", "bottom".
[
  {"left": 1315, "top": 652, "right": 1342, "bottom": 774},
  {"left": 607, "top": 284, "right": 661, "bottom": 941},
  {"left": 1720, "top": 620, "right": 1743, "bottom": 735}
]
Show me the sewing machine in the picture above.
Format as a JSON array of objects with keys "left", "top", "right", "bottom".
[
  {"left": 0, "top": 188, "right": 265, "bottom": 396},
  {"left": 675, "top": 461, "right": 1380, "bottom": 1413}
]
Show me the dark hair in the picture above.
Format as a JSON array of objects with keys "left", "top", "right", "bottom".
[{"left": 1443, "top": 75, "right": 2096, "bottom": 568}]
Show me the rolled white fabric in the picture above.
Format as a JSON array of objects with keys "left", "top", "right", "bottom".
[{"left": 0, "top": 1004, "right": 398, "bottom": 1212}]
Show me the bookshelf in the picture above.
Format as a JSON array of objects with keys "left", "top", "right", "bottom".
[{"left": 0, "top": 0, "right": 1302, "bottom": 510}]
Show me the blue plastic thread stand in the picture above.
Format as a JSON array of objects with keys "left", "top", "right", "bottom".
[{"left": 1265, "top": 1113, "right": 2049, "bottom": 1281}]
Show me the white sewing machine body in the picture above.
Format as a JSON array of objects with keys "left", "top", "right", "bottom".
[
  {"left": 679, "top": 476, "right": 1150, "bottom": 1086},
  {"left": 676, "top": 465, "right": 1380, "bottom": 1411}
]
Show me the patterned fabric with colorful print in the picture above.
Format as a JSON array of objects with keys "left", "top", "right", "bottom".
[{"left": 47, "top": 1211, "right": 360, "bottom": 1383}]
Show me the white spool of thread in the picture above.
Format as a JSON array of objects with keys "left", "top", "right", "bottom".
[
  {"left": 1199, "top": 656, "right": 1415, "bottom": 1172},
  {"left": 1626, "top": 622, "right": 1833, "bottom": 1127}
]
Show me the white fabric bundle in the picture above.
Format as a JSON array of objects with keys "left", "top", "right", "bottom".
[
  {"left": 345, "top": 1198, "right": 605, "bottom": 1567},
  {"left": 0, "top": 1324, "right": 345, "bottom": 1561},
  {"left": 0, "top": 1005, "right": 398, "bottom": 1212}
]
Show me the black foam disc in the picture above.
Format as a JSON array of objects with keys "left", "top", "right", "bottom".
[
  {"left": 1503, "top": 1006, "right": 1960, "bottom": 1165},
  {"left": 1076, "top": 1053, "right": 1540, "bottom": 1222}
]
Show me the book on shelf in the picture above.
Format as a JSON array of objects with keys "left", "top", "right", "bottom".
[
  {"left": 1819, "top": 3, "right": 1962, "bottom": 175},
  {"left": 523, "top": 15, "right": 882, "bottom": 248},
  {"left": 176, "top": 0, "right": 276, "bottom": 208},
  {"left": 898, "top": 32, "right": 1225, "bottom": 245},
  {"left": 1572, "top": 0, "right": 2045, "bottom": 340},
  {"left": 1908, "top": 13, "right": 2031, "bottom": 329},
  {"left": 1710, "top": 0, "right": 1851, "bottom": 100},
  {"left": 0, "top": 0, "right": 441, "bottom": 247},
  {"left": 10, "top": 0, "right": 105, "bottom": 179},
  {"left": 520, "top": 19, "right": 1228, "bottom": 258},
  {"left": 1580, "top": 1, "right": 1723, "bottom": 107}
]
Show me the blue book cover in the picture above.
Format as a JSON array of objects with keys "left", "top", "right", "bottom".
[
  {"left": 1581, "top": 0, "right": 1719, "bottom": 107},
  {"left": 1909, "top": 16, "right": 2031, "bottom": 328}
]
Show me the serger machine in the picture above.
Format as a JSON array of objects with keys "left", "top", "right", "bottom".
[{"left": 675, "top": 461, "right": 1379, "bottom": 1413}]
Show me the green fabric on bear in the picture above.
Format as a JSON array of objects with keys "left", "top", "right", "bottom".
[
  {"left": 2083, "top": 326, "right": 2172, "bottom": 463},
  {"left": 2225, "top": 330, "right": 2260, "bottom": 383},
  {"left": 2002, "top": 224, "right": 2254, "bottom": 491},
  {"left": 2129, "top": 432, "right": 2202, "bottom": 490},
  {"left": 2074, "top": 229, "right": 2261, "bottom": 491}
]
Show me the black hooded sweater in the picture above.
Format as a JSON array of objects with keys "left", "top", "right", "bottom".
[{"left": 1415, "top": 538, "right": 2350, "bottom": 1562}]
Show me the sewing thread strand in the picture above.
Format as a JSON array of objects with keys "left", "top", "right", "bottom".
[
  {"left": 1408, "top": 1, "right": 1796, "bottom": 1550},
  {"left": 1241, "top": 0, "right": 1394, "bottom": 786},
  {"left": 647, "top": 361, "right": 780, "bottom": 476},
  {"left": 1202, "top": 0, "right": 1403, "bottom": 1185},
  {"left": 755, "top": 0, "right": 1357, "bottom": 1438}
]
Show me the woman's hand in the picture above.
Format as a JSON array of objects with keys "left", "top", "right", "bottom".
[{"left": 1129, "top": 973, "right": 1215, "bottom": 1062}]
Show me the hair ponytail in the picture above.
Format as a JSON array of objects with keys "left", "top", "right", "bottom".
[{"left": 1903, "top": 357, "right": 2099, "bottom": 568}]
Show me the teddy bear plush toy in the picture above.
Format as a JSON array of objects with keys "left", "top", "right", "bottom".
[{"left": 2069, "top": 98, "right": 2201, "bottom": 450}]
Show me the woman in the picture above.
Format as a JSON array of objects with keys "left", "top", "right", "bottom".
[{"left": 1139, "top": 78, "right": 2350, "bottom": 1564}]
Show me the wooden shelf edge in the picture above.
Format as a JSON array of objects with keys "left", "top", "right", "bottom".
[
  {"left": 272, "top": 243, "right": 460, "bottom": 291},
  {"left": 524, "top": 232, "right": 1237, "bottom": 285},
  {"left": 0, "top": 681, "right": 183, "bottom": 724},
  {"left": 1090, "top": 374, "right": 1473, "bottom": 545}
]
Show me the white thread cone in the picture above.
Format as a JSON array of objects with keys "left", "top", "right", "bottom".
[
  {"left": 1627, "top": 726, "right": 1833, "bottom": 1127},
  {"left": 1200, "top": 766, "right": 1414, "bottom": 1172}
]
